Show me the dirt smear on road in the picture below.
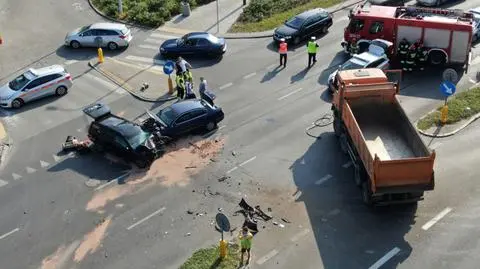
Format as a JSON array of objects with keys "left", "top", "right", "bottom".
[
  {"left": 74, "top": 215, "right": 112, "bottom": 262},
  {"left": 41, "top": 245, "right": 66, "bottom": 269},
  {"left": 85, "top": 136, "right": 225, "bottom": 212}
]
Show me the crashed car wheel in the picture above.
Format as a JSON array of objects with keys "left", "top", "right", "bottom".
[{"left": 206, "top": 122, "right": 217, "bottom": 131}]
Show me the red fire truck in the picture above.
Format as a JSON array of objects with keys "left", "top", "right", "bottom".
[{"left": 341, "top": 4, "right": 474, "bottom": 71}]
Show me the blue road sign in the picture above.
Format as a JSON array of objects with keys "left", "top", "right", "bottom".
[
  {"left": 440, "top": 81, "right": 456, "bottom": 97},
  {"left": 163, "top": 60, "right": 175, "bottom": 75}
]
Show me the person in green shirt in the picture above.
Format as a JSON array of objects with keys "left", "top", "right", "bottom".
[
  {"left": 307, "top": 36, "right": 319, "bottom": 68},
  {"left": 239, "top": 226, "right": 253, "bottom": 265}
]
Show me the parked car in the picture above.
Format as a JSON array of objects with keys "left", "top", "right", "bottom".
[
  {"left": 469, "top": 7, "right": 480, "bottom": 42},
  {"left": 84, "top": 103, "right": 165, "bottom": 168},
  {"left": 416, "top": 0, "right": 452, "bottom": 7},
  {"left": 64, "top": 23, "right": 132, "bottom": 50},
  {"left": 146, "top": 99, "right": 224, "bottom": 138},
  {"left": 367, "top": 0, "right": 405, "bottom": 5},
  {"left": 159, "top": 32, "right": 227, "bottom": 58},
  {"left": 273, "top": 8, "right": 333, "bottom": 45},
  {"left": 0, "top": 65, "right": 72, "bottom": 108},
  {"left": 328, "top": 39, "right": 391, "bottom": 93}
]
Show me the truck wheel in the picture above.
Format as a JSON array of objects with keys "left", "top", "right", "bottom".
[
  {"left": 429, "top": 51, "right": 446, "bottom": 65},
  {"left": 361, "top": 181, "right": 373, "bottom": 206}
]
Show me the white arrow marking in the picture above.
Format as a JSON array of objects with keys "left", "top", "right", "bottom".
[
  {"left": 12, "top": 173, "right": 22, "bottom": 180},
  {"left": 0, "top": 179, "right": 8, "bottom": 188},
  {"left": 26, "top": 167, "right": 37, "bottom": 174},
  {"left": 40, "top": 160, "right": 50, "bottom": 168}
]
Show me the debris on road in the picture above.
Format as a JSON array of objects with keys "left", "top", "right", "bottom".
[
  {"left": 185, "top": 232, "right": 191, "bottom": 237},
  {"left": 217, "top": 176, "right": 230, "bottom": 182},
  {"left": 232, "top": 151, "right": 236, "bottom": 156},
  {"left": 187, "top": 210, "right": 194, "bottom": 215},
  {"left": 267, "top": 207, "right": 272, "bottom": 212},
  {"left": 218, "top": 207, "right": 223, "bottom": 212},
  {"left": 185, "top": 166, "right": 197, "bottom": 169},
  {"left": 281, "top": 218, "right": 291, "bottom": 223}
]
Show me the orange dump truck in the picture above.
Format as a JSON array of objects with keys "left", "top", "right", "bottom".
[{"left": 331, "top": 68, "right": 435, "bottom": 206}]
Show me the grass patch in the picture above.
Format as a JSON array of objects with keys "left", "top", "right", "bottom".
[
  {"left": 92, "top": 0, "right": 215, "bottom": 27},
  {"left": 229, "top": 0, "right": 341, "bottom": 33},
  {"left": 180, "top": 244, "right": 241, "bottom": 269},
  {"left": 416, "top": 87, "right": 480, "bottom": 130}
]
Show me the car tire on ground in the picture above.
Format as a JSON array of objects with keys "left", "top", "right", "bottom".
[
  {"left": 108, "top": 42, "right": 119, "bottom": 50},
  {"left": 70, "top": 41, "right": 81, "bottom": 49},
  {"left": 11, "top": 98, "right": 24, "bottom": 109},
  {"left": 206, "top": 122, "right": 217, "bottom": 131},
  {"left": 293, "top": 36, "right": 301, "bottom": 45},
  {"left": 321, "top": 26, "right": 328, "bottom": 34},
  {"left": 55, "top": 86, "right": 68, "bottom": 96}
]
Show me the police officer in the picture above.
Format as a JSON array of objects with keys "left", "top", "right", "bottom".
[
  {"left": 307, "top": 36, "right": 319, "bottom": 68},
  {"left": 278, "top": 38, "right": 288, "bottom": 68},
  {"left": 416, "top": 41, "right": 428, "bottom": 71},
  {"left": 405, "top": 43, "right": 417, "bottom": 72},
  {"left": 176, "top": 75, "right": 185, "bottom": 99},
  {"left": 349, "top": 37, "right": 359, "bottom": 55},
  {"left": 398, "top": 38, "right": 410, "bottom": 70}
]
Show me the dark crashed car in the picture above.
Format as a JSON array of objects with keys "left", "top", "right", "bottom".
[
  {"left": 159, "top": 32, "right": 227, "bottom": 58},
  {"left": 146, "top": 99, "right": 224, "bottom": 138},
  {"left": 83, "top": 103, "right": 165, "bottom": 168},
  {"left": 273, "top": 8, "right": 333, "bottom": 45}
]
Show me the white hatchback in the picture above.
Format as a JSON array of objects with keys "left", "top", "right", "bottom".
[
  {"left": 64, "top": 23, "right": 133, "bottom": 50},
  {"left": 0, "top": 65, "right": 73, "bottom": 108}
]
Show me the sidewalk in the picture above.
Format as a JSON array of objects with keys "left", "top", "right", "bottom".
[
  {"left": 88, "top": 57, "right": 177, "bottom": 102},
  {"left": 417, "top": 112, "right": 480, "bottom": 138},
  {"left": 158, "top": 0, "right": 364, "bottom": 38}
]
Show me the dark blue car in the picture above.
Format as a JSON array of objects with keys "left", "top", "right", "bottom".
[
  {"left": 147, "top": 99, "right": 224, "bottom": 137},
  {"left": 159, "top": 32, "right": 227, "bottom": 58}
]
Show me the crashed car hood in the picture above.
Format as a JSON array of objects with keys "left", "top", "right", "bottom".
[
  {"left": 0, "top": 84, "right": 16, "bottom": 100},
  {"left": 274, "top": 25, "right": 298, "bottom": 37}
]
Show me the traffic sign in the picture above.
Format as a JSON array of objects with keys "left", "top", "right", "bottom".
[
  {"left": 440, "top": 81, "right": 456, "bottom": 97},
  {"left": 442, "top": 68, "right": 459, "bottom": 83},
  {"left": 215, "top": 213, "right": 230, "bottom": 232},
  {"left": 163, "top": 60, "right": 175, "bottom": 75}
]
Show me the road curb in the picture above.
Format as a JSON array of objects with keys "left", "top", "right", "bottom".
[
  {"left": 87, "top": 61, "right": 177, "bottom": 103},
  {"left": 416, "top": 112, "right": 480, "bottom": 138},
  {"left": 87, "top": 0, "right": 154, "bottom": 30}
]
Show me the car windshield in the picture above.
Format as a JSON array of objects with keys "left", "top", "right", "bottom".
[
  {"left": 285, "top": 16, "right": 305, "bottom": 29},
  {"left": 206, "top": 34, "right": 219, "bottom": 44},
  {"left": 177, "top": 35, "right": 188, "bottom": 45},
  {"left": 340, "top": 58, "right": 367, "bottom": 70},
  {"left": 79, "top": 25, "right": 91, "bottom": 33},
  {"left": 125, "top": 127, "right": 150, "bottom": 149},
  {"left": 9, "top": 71, "right": 35, "bottom": 91},
  {"left": 157, "top": 107, "right": 176, "bottom": 126}
]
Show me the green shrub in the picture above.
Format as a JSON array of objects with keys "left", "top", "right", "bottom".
[{"left": 238, "top": 0, "right": 312, "bottom": 23}]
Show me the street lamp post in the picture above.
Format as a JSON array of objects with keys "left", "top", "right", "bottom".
[
  {"left": 118, "top": 0, "right": 123, "bottom": 14},
  {"left": 216, "top": 0, "right": 220, "bottom": 33}
]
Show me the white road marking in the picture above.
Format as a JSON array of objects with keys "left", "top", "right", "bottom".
[
  {"left": 26, "top": 167, "right": 36, "bottom": 174},
  {"left": 84, "top": 73, "right": 119, "bottom": 90},
  {"left": 239, "top": 156, "right": 257, "bottom": 167},
  {"left": 0, "top": 179, "right": 8, "bottom": 188},
  {"left": 342, "top": 161, "right": 353, "bottom": 168},
  {"left": 127, "top": 207, "right": 166, "bottom": 230},
  {"left": 290, "top": 229, "right": 310, "bottom": 242},
  {"left": 315, "top": 174, "right": 332, "bottom": 185},
  {"left": 422, "top": 207, "right": 452, "bottom": 231},
  {"left": 52, "top": 154, "right": 62, "bottom": 162},
  {"left": 243, "top": 72, "right": 257, "bottom": 79},
  {"left": 149, "top": 33, "right": 179, "bottom": 39},
  {"left": 469, "top": 78, "right": 477, "bottom": 84},
  {"left": 266, "top": 63, "right": 277, "bottom": 70},
  {"left": 226, "top": 166, "right": 238, "bottom": 174},
  {"left": 368, "top": 247, "right": 401, "bottom": 269},
  {"left": 278, "top": 87, "right": 303, "bottom": 100},
  {"left": 64, "top": 60, "right": 78, "bottom": 66},
  {"left": 12, "top": 173, "right": 22, "bottom": 180},
  {"left": 0, "top": 228, "right": 19, "bottom": 240},
  {"left": 40, "top": 160, "right": 50, "bottom": 168},
  {"left": 139, "top": 44, "right": 160, "bottom": 50},
  {"left": 219, "top": 125, "right": 226, "bottom": 130},
  {"left": 144, "top": 38, "right": 166, "bottom": 45},
  {"left": 125, "top": 55, "right": 165, "bottom": 66},
  {"left": 95, "top": 173, "right": 130, "bottom": 191},
  {"left": 430, "top": 142, "right": 442, "bottom": 150},
  {"left": 256, "top": 249, "right": 279, "bottom": 265},
  {"left": 219, "top": 82, "right": 233, "bottom": 90}
]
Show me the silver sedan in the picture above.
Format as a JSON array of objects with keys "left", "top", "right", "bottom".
[{"left": 64, "top": 23, "right": 133, "bottom": 50}]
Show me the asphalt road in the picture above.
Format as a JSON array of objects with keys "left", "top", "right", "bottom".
[{"left": 1, "top": 0, "right": 480, "bottom": 268}]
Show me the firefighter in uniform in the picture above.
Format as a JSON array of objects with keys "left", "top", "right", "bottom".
[
  {"left": 416, "top": 40, "right": 428, "bottom": 71},
  {"left": 398, "top": 38, "right": 410, "bottom": 70},
  {"left": 405, "top": 43, "right": 417, "bottom": 72},
  {"left": 349, "top": 37, "right": 359, "bottom": 55}
]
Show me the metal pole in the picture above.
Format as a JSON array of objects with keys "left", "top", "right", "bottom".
[
  {"left": 216, "top": 0, "right": 220, "bottom": 33},
  {"left": 118, "top": 0, "right": 123, "bottom": 14}
]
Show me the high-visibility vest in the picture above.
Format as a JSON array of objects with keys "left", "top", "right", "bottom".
[
  {"left": 307, "top": 41, "right": 318, "bottom": 53},
  {"left": 279, "top": 42, "right": 287, "bottom": 54}
]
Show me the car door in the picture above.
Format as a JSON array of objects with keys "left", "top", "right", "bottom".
[
  {"left": 78, "top": 29, "right": 96, "bottom": 46},
  {"left": 188, "top": 109, "right": 208, "bottom": 129},
  {"left": 184, "top": 38, "right": 199, "bottom": 55},
  {"left": 20, "top": 77, "right": 49, "bottom": 102},
  {"left": 38, "top": 74, "right": 63, "bottom": 98},
  {"left": 195, "top": 38, "right": 212, "bottom": 54},
  {"left": 301, "top": 17, "right": 317, "bottom": 38},
  {"left": 171, "top": 112, "right": 195, "bottom": 135}
]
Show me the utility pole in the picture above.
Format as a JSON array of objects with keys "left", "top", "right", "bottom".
[
  {"left": 118, "top": 0, "right": 123, "bottom": 14},
  {"left": 216, "top": 0, "right": 220, "bottom": 33}
]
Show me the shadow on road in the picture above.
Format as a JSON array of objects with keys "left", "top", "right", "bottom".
[
  {"left": 261, "top": 65, "right": 284, "bottom": 82},
  {"left": 55, "top": 45, "right": 127, "bottom": 61},
  {"left": 290, "top": 135, "right": 415, "bottom": 268},
  {"left": 158, "top": 53, "right": 223, "bottom": 69}
]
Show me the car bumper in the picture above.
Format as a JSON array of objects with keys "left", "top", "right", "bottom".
[{"left": 0, "top": 100, "right": 13, "bottom": 108}]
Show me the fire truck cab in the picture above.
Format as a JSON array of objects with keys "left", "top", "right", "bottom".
[{"left": 342, "top": 4, "right": 474, "bottom": 70}]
